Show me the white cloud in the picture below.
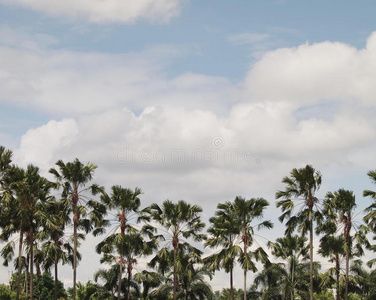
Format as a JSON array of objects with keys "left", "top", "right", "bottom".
[
  {"left": 244, "top": 34, "right": 376, "bottom": 105},
  {"left": 0, "top": 0, "right": 183, "bottom": 23},
  {"left": 0, "top": 39, "right": 235, "bottom": 116},
  {"left": 14, "top": 119, "right": 78, "bottom": 171}
]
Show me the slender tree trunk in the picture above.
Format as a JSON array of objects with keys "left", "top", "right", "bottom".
[
  {"left": 309, "top": 215, "right": 314, "bottom": 300},
  {"left": 243, "top": 242, "right": 247, "bottom": 300},
  {"left": 72, "top": 187, "right": 79, "bottom": 300},
  {"left": 118, "top": 258, "right": 122, "bottom": 300},
  {"left": 119, "top": 211, "right": 126, "bottom": 300},
  {"left": 25, "top": 254, "right": 29, "bottom": 299},
  {"left": 345, "top": 239, "right": 350, "bottom": 300},
  {"left": 230, "top": 268, "right": 234, "bottom": 300},
  {"left": 335, "top": 255, "right": 340, "bottom": 300},
  {"left": 16, "top": 230, "right": 24, "bottom": 300},
  {"left": 243, "top": 268, "right": 247, "bottom": 300},
  {"left": 30, "top": 229, "right": 34, "bottom": 300},
  {"left": 290, "top": 257, "right": 295, "bottom": 300},
  {"left": 127, "top": 262, "right": 132, "bottom": 300},
  {"left": 73, "top": 220, "right": 78, "bottom": 300},
  {"left": 173, "top": 244, "right": 178, "bottom": 300},
  {"left": 36, "top": 261, "right": 41, "bottom": 277},
  {"left": 55, "top": 253, "right": 58, "bottom": 300}
]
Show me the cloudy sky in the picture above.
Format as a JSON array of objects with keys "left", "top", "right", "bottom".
[{"left": 1, "top": 0, "right": 376, "bottom": 291}]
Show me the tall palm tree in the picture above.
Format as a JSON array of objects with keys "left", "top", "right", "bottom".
[
  {"left": 22, "top": 165, "right": 56, "bottom": 300},
  {"left": 318, "top": 235, "right": 345, "bottom": 300},
  {"left": 234, "top": 197, "right": 272, "bottom": 300},
  {"left": 143, "top": 199, "right": 206, "bottom": 300},
  {"left": 276, "top": 164, "right": 322, "bottom": 300},
  {"left": 204, "top": 200, "right": 239, "bottom": 300},
  {"left": 1, "top": 165, "right": 56, "bottom": 300},
  {"left": 205, "top": 197, "right": 272, "bottom": 300},
  {"left": 49, "top": 158, "right": 108, "bottom": 300},
  {"left": 148, "top": 250, "right": 215, "bottom": 300},
  {"left": 41, "top": 227, "right": 77, "bottom": 300},
  {"left": 268, "top": 235, "right": 310, "bottom": 300},
  {"left": 97, "top": 231, "right": 157, "bottom": 300},
  {"left": 322, "top": 189, "right": 369, "bottom": 300},
  {"left": 97, "top": 185, "right": 151, "bottom": 300}
]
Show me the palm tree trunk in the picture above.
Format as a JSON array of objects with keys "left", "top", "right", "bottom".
[
  {"left": 25, "top": 254, "right": 29, "bottom": 299},
  {"left": 73, "top": 220, "right": 78, "bottom": 300},
  {"left": 243, "top": 241, "right": 247, "bottom": 300},
  {"left": 345, "top": 243, "right": 349, "bottom": 300},
  {"left": 118, "top": 261, "right": 122, "bottom": 300},
  {"left": 335, "top": 255, "right": 340, "bottom": 300},
  {"left": 290, "top": 257, "right": 295, "bottom": 300},
  {"left": 230, "top": 268, "right": 234, "bottom": 300},
  {"left": 55, "top": 253, "right": 58, "bottom": 300},
  {"left": 309, "top": 215, "right": 314, "bottom": 300},
  {"left": 243, "top": 268, "right": 247, "bottom": 300},
  {"left": 127, "top": 262, "right": 132, "bottom": 300},
  {"left": 30, "top": 229, "right": 34, "bottom": 300},
  {"left": 16, "top": 230, "right": 24, "bottom": 300},
  {"left": 173, "top": 244, "right": 178, "bottom": 300}
]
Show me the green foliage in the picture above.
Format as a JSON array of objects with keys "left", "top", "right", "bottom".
[
  {"left": 313, "top": 290, "right": 335, "bottom": 300},
  {"left": 34, "top": 272, "right": 67, "bottom": 300},
  {"left": 214, "top": 288, "right": 243, "bottom": 299},
  {"left": 0, "top": 284, "right": 12, "bottom": 300}
]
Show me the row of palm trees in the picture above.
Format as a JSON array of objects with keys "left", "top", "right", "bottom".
[{"left": 1, "top": 145, "right": 376, "bottom": 299}]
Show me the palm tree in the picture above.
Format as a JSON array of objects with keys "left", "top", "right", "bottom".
[
  {"left": 177, "top": 252, "right": 215, "bottom": 300},
  {"left": 133, "top": 270, "right": 163, "bottom": 299},
  {"left": 49, "top": 158, "right": 108, "bottom": 300},
  {"left": 98, "top": 231, "right": 157, "bottom": 299},
  {"left": 268, "top": 235, "right": 310, "bottom": 300},
  {"left": 96, "top": 185, "right": 154, "bottom": 300},
  {"left": 148, "top": 250, "right": 214, "bottom": 300},
  {"left": 204, "top": 200, "right": 239, "bottom": 300},
  {"left": 94, "top": 265, "right": 120, "bottom": 299},
  {"left": 205, "top": 197, "right": 272, "bottom": 300},
  {"left": 143, "top": 199, "right": 206, "bottom": 300},
  {"left": 41, "top": 223, "right": 78, "bottom": 300},
  {"left": 252, "top": 262, "right": 285, "bottom": 299},
  {"left": 234, "top": 197, "right": 272, "bottom": 300},
  {"left": 349, "top": 259, "right": 376, "bottom": 299},
  {"left": 1, "top": 165, "right": 56, "bottom": 300},
  {"left": 276, "top": 164, "right": 322, "bottom": 300},
  {"left": 318, "top": 235, "right": 345, "bottom": 300},
  {"left": 322, "top": 189, "right": 368, "bottom": 300}
]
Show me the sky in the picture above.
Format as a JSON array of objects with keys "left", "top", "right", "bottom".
[{"left": 1, "top": 0, "right": 376, "bottom": 291}]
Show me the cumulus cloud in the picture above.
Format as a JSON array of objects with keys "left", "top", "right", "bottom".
[
  {"left": 14, "top": 119, "right": 78, "bottom": 171},
  {"left": 0, "top": 0, "right": 183, "bottom": 23},
  {"left": 244, "top": 33, "right": 376, "bottom": 105}
]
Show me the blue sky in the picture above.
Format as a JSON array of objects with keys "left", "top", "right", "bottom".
[{"left": 1, "top": 0, "right": 376, "bottom": 291}]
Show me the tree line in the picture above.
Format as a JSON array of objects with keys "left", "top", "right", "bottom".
[{"left": 0, "top": 145, "right": 375, "bottom": 300}]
